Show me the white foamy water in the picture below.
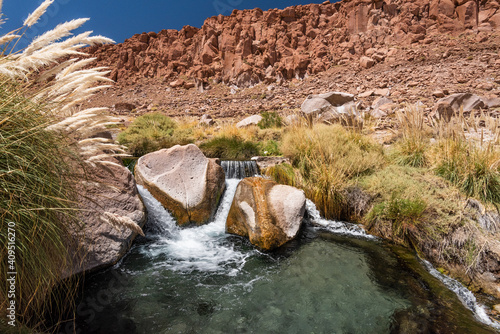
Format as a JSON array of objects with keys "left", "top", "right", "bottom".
[
  {"left": 305, "top": 199, "right": 375, "bottom": 239},
  {"left": 423, "top": 260, "right": 500, "bottom": 330},
  {"left": 137, "top": 179, "right": 253, "bottom": 275}
]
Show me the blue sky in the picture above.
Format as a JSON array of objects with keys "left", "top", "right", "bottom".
[{"left": 5, "top": 0, "right": 328, "bottom": 48}]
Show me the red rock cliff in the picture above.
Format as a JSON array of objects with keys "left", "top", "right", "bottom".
[{"left": 88, "top": 0, "right": 500, "bottom": 86}]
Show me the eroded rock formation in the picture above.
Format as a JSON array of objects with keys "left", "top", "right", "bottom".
[{"left": 88, "top": 0, "right": 500, "bottom": 87}]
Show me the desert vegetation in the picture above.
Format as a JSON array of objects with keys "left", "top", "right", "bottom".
[
  {"left": 116, "top": 100, "right": 499, "bottom": 285},
  {"left": 117, "top": 112, "right": 283, "bottom": 159},
  {"left": 0, "top": 1, "right": 132, "bottom": 331}
]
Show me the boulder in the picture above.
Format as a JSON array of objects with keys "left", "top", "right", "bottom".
[
  {"left": 360, "top": 56, "right": 375, "bottom": 69},
  {"left": 199, "top": 114, "right": 215, "bottom": 126},
  {"left": 226, "top": 177, "right": 306, "bottom": 250},
  {"left": 135, "top": 144, "right": 225, "bottom": 226},
  {"left": 431, "top": 101, "right": 455, "bottom": 121},
  {"left": 301, "top": 91, "right": 357, "bottom": 123},
  {"left": 65, "top": 157, "right": 147, "bottom": 277},
  {"left": 170, "top": 79, "right": 185, "bottom": 88},
  {"left": 236, "top": 115, "right": 263, "bottom": 128},
  {"left": 436, "top": 93, "right": 487, "bottom": 112},
  {"left": 372, "top": 97, "right": 393, "bottom": 110},
  {"left": 251, "top": 156, "right": 291, "bottom": 170}
]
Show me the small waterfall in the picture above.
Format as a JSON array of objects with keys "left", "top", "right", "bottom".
[
  {"left": 422, "top": 260, "right": 500, "bottom": 330},
  {"left": 305, "top": 199, "right": 375, "bottom": 239},
  {"left": 136, "top": 179, "right": 253, "bottom": 275},
  {"left": 221, "top": 160, "right": 259, "bottom": 179}
]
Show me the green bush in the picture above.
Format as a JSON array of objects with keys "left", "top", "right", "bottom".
[
  {"left": 258, "top": 111, "right": 283, "bottom": 129},
  {"left": 117, "top": 113, "right": 193, "bottom": 156},
  {"left": 264, "top": 163, "right": 297, "bottom": 186},
  {"left": 200, "top": 136, "right": 260, "bottom": 160},
  {"left": 367, "top": 195, "right": 427, "bottom": 248},
  {"left": 260, "top": 140, "right": 282, "bottom": 156}
]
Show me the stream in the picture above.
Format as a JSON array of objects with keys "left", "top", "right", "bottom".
[{"left": 68, "top": 176, "right": 499, "bottom": 333}]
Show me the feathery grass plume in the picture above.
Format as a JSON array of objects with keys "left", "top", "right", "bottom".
[
  {"left": 23, "top": 0, "right": 54, "bottom": 27},
  {"left": 23, "top": 18, "right": 89, "bottom": 55},
  {"left": 0, "top": 2, "right": 128, "bottom": 330},
  {"left": 0, "top": 34, "right": 20, "bottom": 45},
  {"left": 0, "top": 80, "right": 79, "bottom": 330},
  {"left": 99, "top": 212, "right": 145, "bottom": 236}
]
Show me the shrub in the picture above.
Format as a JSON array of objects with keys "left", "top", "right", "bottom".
[
  {"left": 260, "top": 139, "right": 282, "bottom": 156},
  {"left": 264, "top": 163, "right": 297, "bottom": 186},
  {"left": 359, "top": 165, "right": 469, "bottom": 257},
  {"left": 258, "top": 111, "right": 283, "bottom": 129},
  {"left": 117, "top": 113, "right": 193, "bottom": 156},
  {"left": 200, "top": 136, "right": 260, "bottom": 160}
]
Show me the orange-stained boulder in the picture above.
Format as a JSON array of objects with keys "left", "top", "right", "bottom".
[{"left": 226, "top": 177, "right": 306, "bottom": 250}]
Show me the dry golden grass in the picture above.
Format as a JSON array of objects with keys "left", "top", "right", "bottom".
[{"left": 267, "top": 123, "right": 385, "bottom": 219}]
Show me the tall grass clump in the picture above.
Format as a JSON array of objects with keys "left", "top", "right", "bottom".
[
  {"left": 0, "top": 0, "right": 130, "bottom": 330},
  {"left": 0, "top": 81, "right": 78, "bottom": 329},
  {"left": 427, "top": 108, "right": 500, "bottom": 205},
  {"left": 393, "top": 105, "right": 430, "bottom": 167},
  {"left": 117, "top": 112, "right": 193, "bottom": 156},
  {"left": 258, "top": 111, "right": 283, "bottom": 129},
  {"left": 434, "top": 138, "right": 500, "bottom": 205},
  {"left": 366, "top": 195, "right": 427, "bottom": 249},
  {"left": 274, "top": 123, "right": 384, "bottom": 219}
]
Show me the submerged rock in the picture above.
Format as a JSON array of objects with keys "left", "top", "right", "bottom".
[
  {"left": 226, "top": 177, "right": 306, "bottom": 250},
  {"left": 135, "top": 144, "right": 225, "bottom": 226}
]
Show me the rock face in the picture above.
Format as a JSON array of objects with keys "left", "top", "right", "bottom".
[
  {"left": 135, "top": 144, "right": 225, "bottom": 226},
  {"left": 88, "top": 0, "right": 500, "bottom": 86},
  {"left": 226, "top": 177, "right": 306, "bottom": 250},
  {"left": 66, "top": 158, "right": 147, "bottom": 277},
  {"left": 301, "top": 91, "right": 356, "bottom": 122}
]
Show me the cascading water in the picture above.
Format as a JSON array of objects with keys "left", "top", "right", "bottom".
[
  {"left": 305, "top": 199, "right": 375, "bottom": 239},
  {"left": 68, "top": 175, "right": 498, "bottom": 333},
  {"left": 137, "top": 179, "right": 251, "bottom": 275},
  {"left": 422, "top": 260, "right": 500, "bottom": 330},
  {"left": 221, "top": 160, "right": 259, "bottom": 179}
]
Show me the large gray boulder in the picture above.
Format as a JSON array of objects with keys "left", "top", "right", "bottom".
[
  {"left": 135, "top": 144, "right": 225, "bottom": 226},
  {"left": 226, "top": 177, "right": 306, "bottom": 250},
  {"left": 65, "top": 157, "right": 147, "bottom": 277},
  {"left": 301, "top": 91, "right": 357, "bottom": 123}
]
